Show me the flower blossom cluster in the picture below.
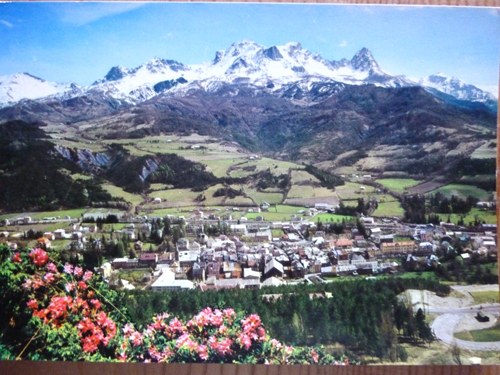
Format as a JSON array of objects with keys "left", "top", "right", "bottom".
[
  {"left": 10, "top": 246, "right": 351, "bottom": 365},
  {"left": 21, "top": 248, "right": 117, "bottom": 354}
]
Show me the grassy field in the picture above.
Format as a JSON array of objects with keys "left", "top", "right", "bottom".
[
  {"left": 150, "top": 189, "right": 200, "bottom": 206},
  {"left": 438, "top": 208, "right": 497, "bottom": 225},
  {"left": 335, "top": 182, "right": 375, "bottom": 200},
  {"left": 426, "top": 184, "right": 491, "bottom": 200},
  {"left": 314, "top": 213, "right": 356, "bottom": 223},
  {"left": 286, "top": 185, "right": 336, "bottom": 200},
  {"left": 290, "top": 169, "right": 321, "bottom": 185},
  {"left": 372, "top": 201, "right": 405, "bottom": 218},
  {"left": 203, "top": 158, "right": 247, "bottom": 178},
  {"left": 102, "top": 184, "right": 144, "bottom": 205},
  {"left": 25, "top": 208, "right": 89, "bottom": 221},
  {"left": 245, "top": 212, "right": 296, "bottom": 222},
  {"left": 469, "top": 291, "right": 499, "bottom": 305},
  {"left": 244, "top": 187, "right": 283, "bottom": 206},
  {"left": 455, "top": 323, "right": 500, "bottom": 342},
  {"left": 471, "top": 141, "right": 497, "bottom": 159},
  {"left": 376, "top": 178, "right": 421, "bottom": 194}
]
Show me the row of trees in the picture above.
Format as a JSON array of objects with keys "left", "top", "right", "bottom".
[
  {"left": 123, "top": 277, "right": 445, "bottom": 362},
  {"left": 402, "top": 193, "right": 485, "bottom": 225}
]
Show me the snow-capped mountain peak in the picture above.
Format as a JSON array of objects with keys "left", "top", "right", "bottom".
[
  {"left": 104, "top": 66, "right": 130, "bottom": 82},
  {"left": 419, "top": 73, "right": 496, "bottom": 103},
  {"left": 0, "top": 72, "right": 79, "bottom": 107},
  {"left": 350, "top": 47, "right": 381, "bottom": 73}
]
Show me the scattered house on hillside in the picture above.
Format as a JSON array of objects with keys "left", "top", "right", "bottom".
[
  {"left": 140, "top": 223, "right": 152, "bottom": 236},
  {"left": 222, "top": 262, "right": 242, "bottom": 278},
  {"left": 314, "top": 203, "right": 330, "bottom": 211},
  {"left": 190, "top": 241, "right": 202, "bottom": 252},
  {"left": 243, "top": 268, "right": 261, "bottom": 279},
  {"left": 380, "top": 241, "right": 416, "bottom": 254},
  {"left": 133, "top": 241, "right": 143, "bottom": 251},
  {"left": 158, "top": 253, "right": 176, "bottom": 265},
  {"left": 54, "top": 229, "right": 66, "bottom": 239},
  {"left": 264, "top": 259, "right": 284, "bottom": 279},
  {"left": 178, "top": 250, "right": 199, "bottom": 267},
  {"left": 43, "top": 232, "right": 55, "bottom": 241},
  {"left": 370, "top": 227, "right": 382, "bottom": 238},
  {"left": 261, "top": 277, "right": 283, "bottom": 287},
  {"left": 191, "top": 262, "right": 206, "bottom": 281},
  {"left": 176, "top": 238, "right": 190, "bottom": 251},
  {"left": 112, "top": 258, "right": 138, "bottom": 269},
  {"left": 335, "top": 238, "right": 353, "bottom": 250},
  {"left": 379, "top": 234, "right": 394, "bottom": 243},
  {"left": 72, "top": 231, "right": 83, "bottom": 241},
  {"left": 139, "top": 253, "right": 157, "bottom": 268},
  {"left": 230, "top": 224, "right": 247, "bottom": 235},
  {"left": 97, "top": 262, "right": 112, "bottom": 278},
  {"left": 199, "top": 277, "right": 260, "bottom": 291}
]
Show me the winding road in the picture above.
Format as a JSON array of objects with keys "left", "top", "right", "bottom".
[{"left": 406, "top": 285, "right": 500, "bottom": 351}]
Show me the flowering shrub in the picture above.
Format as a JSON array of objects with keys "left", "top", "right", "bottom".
[{"left": 0, "top": 245, "right": 351, "bottom": 365}]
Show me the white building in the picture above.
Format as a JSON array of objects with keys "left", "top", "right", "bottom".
[{"left": 151, "top": 269, "right": 194, "bottom": 292}]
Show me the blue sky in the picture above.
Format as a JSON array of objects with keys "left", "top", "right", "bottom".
[{"left": 0, "top": 2, "right": 499, "bottom": 94}]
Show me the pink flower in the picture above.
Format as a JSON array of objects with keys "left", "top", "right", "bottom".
[
  {"left": 197, "top": 344, "right": 208, "bottom": 360},
  {"left": 311, "top": 349, "right": 319, "bottom": 364},
  {"left": 169, "top": 317, "right": 185, "bottom": 333},
  {"left": 211, "top": 310, "right": 223, "bottom": 326},
  {"left": 63, "top": 263, "right": 74, "bottom": 274},
  {"left": 217, "top": 338, "right": 233, "bottom": 356},
  {"left": 32, "top": 277, "right": 44, "bottom": 290},
  {"left": 122, "top": 324, "right": 135, "bottom": 337},
  {"left": 22, "top": 278, "right": 33, "bottom": 290},
  {"left": 257, "top": 326, "right": 267, "bottom": 341},
  {"left": 83, "top": 270, "right": 93, "bottom": 281},
  {"left": 218, "top": 325, "right": 228, "bottom": 335},
  {"left": 73, "top": 266, "right": 83, "bottom": 277},
  {"left": 46, "top": 262, "right": 57, "bottom": 273},
  {"left": 238, "top": 333, "right": 252, "bottom": 350},
  {"left": 43, "top": 272, "right": 55, "bottom": 284},
  {"left": 29, "top": 248, "right": 48, "bottom": 267},
  {"left": 77, "top": 281, "right": 87, "bottom": 290},
  {"left": 176, "top": 333, "right": 191, "bottom": 348},
  {"left": 89, "top": 299, "right": 101, "bottom": 310},
  {"left": 242, "top": 314, "right": 261, "bottom": 333},
  {"left": 270, "top": 338, "right": 281, "bottom": 349},
  {"left": 65, "top": 282, "right": 75, "bottom": 293},
  {"left": 129, "top": 331, "right": 143, "bottom": 347},
  {"left": 27, "top": 299, "right": 38, "bottom": 310}
]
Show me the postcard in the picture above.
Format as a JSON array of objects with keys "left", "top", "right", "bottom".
[{"left": 0, "top": 1, "right": 498, "bottom": 367}]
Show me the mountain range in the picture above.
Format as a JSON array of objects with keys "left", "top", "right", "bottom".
[
  {"left": 0, "top": 40, "right": 497, "bottom": 112},
  {"left": 0, "top": 40, "right": 497, "bottom": 212}
]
